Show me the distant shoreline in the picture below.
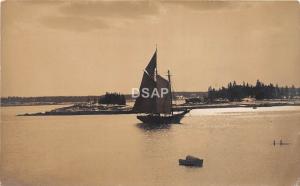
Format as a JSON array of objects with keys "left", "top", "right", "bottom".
[
  {"left": 15, "top": 99, "right": 300, "bottom": 116},
  {"left": 0, "top": 92, "right": 207, "bottom": 107},
  {"left": 0, "top": 102, "right": 73, "bottom": 107}
]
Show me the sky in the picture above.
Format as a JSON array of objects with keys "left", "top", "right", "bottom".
[{"left": 1, "top": 1, "right": 300, "bottom": 97}]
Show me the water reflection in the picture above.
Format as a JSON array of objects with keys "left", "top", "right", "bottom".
[
  {"left": 136, "top": 122, "right": 171, "bottom": 130},
  {"left": 2, "top": 106, "right": 300, "bottom": 186}
]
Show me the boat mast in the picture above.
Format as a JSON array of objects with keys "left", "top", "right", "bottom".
[
  {"left": 155, "top": 45, "right": 158, "bottom": 78},
  {"left": 156, "top": 45, "right": 159, "bottom": 116},
  {"left": 167, "top": 70, "right": 173, "bottom": 115}
]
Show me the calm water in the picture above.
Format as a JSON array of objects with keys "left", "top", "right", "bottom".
[{"left": 1, "top": 105, "right": 300, "bottom": 186}]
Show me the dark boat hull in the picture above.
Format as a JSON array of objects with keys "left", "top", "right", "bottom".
[
  {"left": 179, "top": 158, "right": 203, "bottom": 167},
  {"left": 137, "top": 110, "right": 189, "bottom": 124}
]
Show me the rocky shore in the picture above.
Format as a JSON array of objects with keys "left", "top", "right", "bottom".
[{"left": 18, "top": 103, "right": 133, "bottom": 116}]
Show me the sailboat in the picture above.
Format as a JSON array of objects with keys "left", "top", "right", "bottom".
[{"left": 133, "top": 49, "right": 189, "bottom": 124}]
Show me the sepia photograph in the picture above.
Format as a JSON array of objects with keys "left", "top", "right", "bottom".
[{"left": 1, "top": 0, "right": 300, "bottom": 186}]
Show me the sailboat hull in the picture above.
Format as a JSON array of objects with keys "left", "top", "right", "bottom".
[{"left": 137, "top": 110, "right": 189, "bottom": 124}]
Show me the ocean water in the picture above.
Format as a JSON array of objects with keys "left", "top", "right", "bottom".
[{"left": 1, "top": 105, "right": 300, "bottom": 186}]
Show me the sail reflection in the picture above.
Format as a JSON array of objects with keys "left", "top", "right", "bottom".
[{"left": 136, "top": 122, "right": 171, "bottom": 130}]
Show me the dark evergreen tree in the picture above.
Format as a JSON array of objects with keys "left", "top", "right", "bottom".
[
  {"left": 98, "top": 92, "right": 126, "bottom": 105},
  {"left": 207, "top": 80, "right": 297, "bottom": 102}
]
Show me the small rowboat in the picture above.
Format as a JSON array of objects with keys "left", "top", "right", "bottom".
[{"left": 179, "top": 155, "right": 203, "bottom": 167}]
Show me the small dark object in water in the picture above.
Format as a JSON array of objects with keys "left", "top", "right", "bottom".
[
  {"left": 279, "top": 139, "right": 289, "bottom": 145},
  {"left": 273, "top": 139, "right": 290, "bottom": 146},
  {"left": 179, "top": 155, "right": 203, "bottom": 167}
]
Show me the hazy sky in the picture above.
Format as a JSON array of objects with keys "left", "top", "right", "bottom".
[{"left": 1, "top": 1, "right": 300, "bottom": 96}]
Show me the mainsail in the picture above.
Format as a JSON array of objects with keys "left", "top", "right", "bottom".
[
  {"left": 133, "top": 51, "right": 172, "bottom": 114},
  {"left": 156, "top": 75, "right": 172, "bottom": 114}
]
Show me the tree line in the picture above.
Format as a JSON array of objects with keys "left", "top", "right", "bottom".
[
  {"left": 208, "top": 80, "right": 299, "bottom": 102},
  {"left": 98, "top": 92, "right": 126, "bottom": 105}
]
